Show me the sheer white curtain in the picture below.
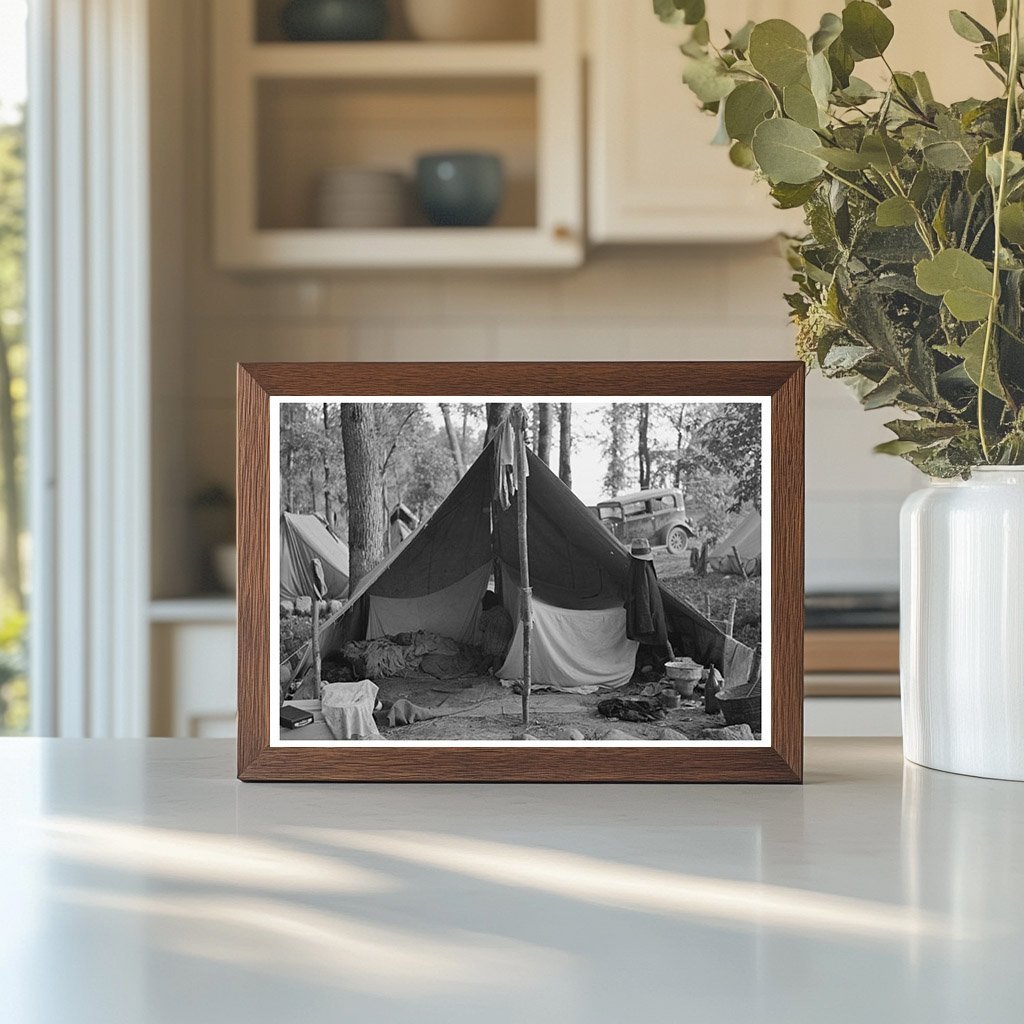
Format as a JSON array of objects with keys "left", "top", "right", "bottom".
[{"left": 28, "top": 0, "right": 150, "bottom": 736}]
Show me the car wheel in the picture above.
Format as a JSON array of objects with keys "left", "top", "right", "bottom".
[{"left": 666, "top": 526, "right": 688, "bottom": 555}]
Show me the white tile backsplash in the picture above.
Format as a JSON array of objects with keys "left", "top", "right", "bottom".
[{"left": 181, "top": 253, "right": 916, "bottom": 593}]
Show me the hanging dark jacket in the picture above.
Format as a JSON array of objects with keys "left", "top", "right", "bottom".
[{"left": 625, "top": 558, "right": 669, "bottom": 648}]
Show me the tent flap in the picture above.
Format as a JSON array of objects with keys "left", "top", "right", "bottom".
[
  {"left": 497, "top": 599, "right": 638, "bottom": 691},
  {"left": 367, "top": 564, "right": 491, "bottom": 645}
]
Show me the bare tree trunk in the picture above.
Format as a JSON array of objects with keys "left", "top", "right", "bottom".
[
  {"left": 536, "top": 403, "right": 553, "bottom": 466},
  {"left": 308, "top": 466, "right": 316, "bottom": 514},
  {"left": 340, "top": 405, "right": 385, "bottom": 588},
  {"left": 638, "top": 403, "right": 651, "bottom": 489},
  {"left": 439, "top": 403, "right": 466, "bottom": 478},
  {"left": 558, "top": 403, "right": 572, "bottom": 487},
  {"left": 0, "top": 325, "right": 21, "bottom": 606},
  {"left": 322, "top": 403, "right": 332, "bottom": 526},
  {"left": 486, "top": 403, "right": 512, "bottom": 441}
]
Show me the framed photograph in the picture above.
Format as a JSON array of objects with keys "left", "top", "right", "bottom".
[{"left": 237, "top": 362, "right": 803, "bottom": 782}]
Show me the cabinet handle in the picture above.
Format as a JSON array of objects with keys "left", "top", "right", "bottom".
[{"left": 553, "top": 224, "right": 574, "bottom": 241}]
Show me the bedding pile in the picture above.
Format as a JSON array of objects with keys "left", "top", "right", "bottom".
[{"left": 341, "top": 630, "right": 485, "bottom": 680}]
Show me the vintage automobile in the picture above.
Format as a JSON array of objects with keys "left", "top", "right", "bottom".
[{"left": 594, "top": 488, "right": 696, "bottom": 555}]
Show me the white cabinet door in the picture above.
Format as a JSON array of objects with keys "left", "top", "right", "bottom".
[
  {"left": 586, "top": 0, "right": 996, "bottom": 244},
  {"left": 587, "top": 0, "right": 809, "bottom": 243}
]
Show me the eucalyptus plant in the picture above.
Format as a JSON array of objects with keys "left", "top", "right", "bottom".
[{"left": 657, "top": 0, "right": 1024, "bottom": 475}]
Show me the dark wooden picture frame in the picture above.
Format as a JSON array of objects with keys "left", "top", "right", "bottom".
[{"left": 237, "top": 362, "right": 804, "bottom": 782}]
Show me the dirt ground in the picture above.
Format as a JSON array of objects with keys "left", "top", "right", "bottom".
[{"left": 371, "top": 672, "right": 749, "bottom": 742}]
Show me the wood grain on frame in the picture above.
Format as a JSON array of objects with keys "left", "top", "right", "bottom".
[{"left": 237, "top": 362, "right": 804, "bottom": 783}]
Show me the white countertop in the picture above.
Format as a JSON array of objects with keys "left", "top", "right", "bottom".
[{"left": 0, "top": 738, "right": 1020, "bottom": 1023}]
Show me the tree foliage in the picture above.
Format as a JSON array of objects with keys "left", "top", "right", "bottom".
[{"left": 663, "top": 0, "right": 1024, "bottom": 475}]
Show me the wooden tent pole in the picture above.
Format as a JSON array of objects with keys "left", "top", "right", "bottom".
[
  {"left": 514, "top": 409, "right": 532, "bottom": 726},
  {"left": 310, "top": 557, "right": 325, "bottom": 700}
]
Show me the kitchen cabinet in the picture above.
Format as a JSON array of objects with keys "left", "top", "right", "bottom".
[
  {"left": 587, "top": 0, "right": 811, "bottom": 243},
  {"left": 586, "top": 0, "right": 998, "bottom": 244},
  {"left": 211, "top": 0, "right": 583, "bottom": 269}
]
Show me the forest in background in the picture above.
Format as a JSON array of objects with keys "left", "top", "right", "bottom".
[
  {"left": 279, "top": 400, "right": 761, "bottom": 589},
  {"left": 0, "top": 108, "right": 26, "bottom": 734}
]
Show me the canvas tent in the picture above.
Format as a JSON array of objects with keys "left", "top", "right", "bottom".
[
  {"left": 280, "top": 512, "right": 351, "bottom": 602},
  {"left": 295, "top": 440, "right": 753, "bottom": 690},
  {"left": 710, "top": 509, "right": 762, "bottom": 577}
]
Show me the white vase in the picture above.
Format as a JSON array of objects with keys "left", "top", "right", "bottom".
[{"left": 900, "top": 467, "right": 1024, "bottom": 781}]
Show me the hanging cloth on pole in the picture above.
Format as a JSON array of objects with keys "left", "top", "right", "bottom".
[{"left": 492, "top": 416, "right": 529, "bottom": 511}]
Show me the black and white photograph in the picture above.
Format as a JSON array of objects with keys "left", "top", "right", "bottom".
[{"left": 272, "top": 397, "right": 769, "bottom": 745}]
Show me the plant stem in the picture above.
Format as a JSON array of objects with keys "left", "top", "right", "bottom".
[
  {"left": 979, "top": 0, "right": 1021, "bottom": 462},
  {"left": 822, "top": 168, "right": 879, "bottom": 205}
]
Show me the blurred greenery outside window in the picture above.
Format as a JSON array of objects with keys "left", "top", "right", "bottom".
[{"left": 0, "top": 0, "right": 28, "bottom": 734}]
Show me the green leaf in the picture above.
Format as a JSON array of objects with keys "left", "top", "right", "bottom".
[
  {"left": 909, "top": 164, "right": 933, "bottom": 205},
  {"left": 923, "top": 140, "right": 972, "bottom": 171},
  {"left": 723, "top": 81, "right": 775, "bottom": 144},
  {"left": 860, "top": 133, "right": 904, "bottom": 173},
  {"left": 876, "top": 197, "right": 918, "bottom": 228},
  {"left": 913, "top": 71, "right": 935, "bottom": 104},
  {"left": 837, "top": 76, "right": 879, "bottom": 104},
  {"left": 729, "top": 140, "right": 757, "bottom": 169},
  {"left": 807, "top": 51, "right": 833, "bottom": 108},
  {"left": 948, "top": 10, "right": 994, "bottom": 44},
  {"left": 939, "top": 325, "right": 1005, "bottom": 398},
  {"left": 842, "top": 1, "right": 895, "bottom": 59},
  {"left": 748, "top": 20, "right": 809, "bottom": 86},
  {"left": 915, "top": 249, "right": 994, "bottom": 321},
  {"left": 885, "top": 418, "right": 963, "bottom": 443},
  {"left": 932, "top": 190, "right": 950, "bottom": 246},
  {"left": 724, "top": 20, "right": 755, "bottom": 53},
  {"left": 986, "top": 150, "right": 1024, "bottom": 191},
  {"left": 875, "top": 438, "right": 922, "bottom": 455},
  {"left": 653, "top": 0, "right": 705, "bottom": 26},
  {"left": 771, "top": 180, "right": 820, "bottom": 209},
  {"left": 967, "top": 144, "right": 991, "bottom": 193},
  {"left": 751, "top": 118, "right": 828, "bottom": 184},
  {"left": 814, "top": 146, "right": 872, "bottom": 170},
  {"left": 691, "top": 18, "right": 710, "bottom": 45},
  {"left": 784, "top": 80, "right": 824, "bottom": 129},
  {"left": 862, "top": 374, "right": 903, "bottom": 409},
  {"left": 993, "top": 0, "right": 1008, "bottom": 24},
  {"left": 810, "top": 12, "right": 843, "bottom": 54},
  {"left": 682, "top": 57, "right": 736, "bottom": 104},
  {"left": 827, "top": 35, "right": 856, "bottom": 88},
  {"left": 1000, "top": 203, "right": 1024, "bottom": 244}
]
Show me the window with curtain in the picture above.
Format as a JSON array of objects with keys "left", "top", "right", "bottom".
[{"left": 0, "top": 0, "right": 27, "bottom": 734}]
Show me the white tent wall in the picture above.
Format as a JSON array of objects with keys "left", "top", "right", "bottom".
[
  {"left": 497, "top": 593, "right": 639, "bottom": 691},
  {"left": 366, "top": 563, "right": 490, "bottom": 645}
]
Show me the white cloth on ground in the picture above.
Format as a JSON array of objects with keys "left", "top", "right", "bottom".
[{"left": 320, "top": 680, "right": 381, "bottom": 740}]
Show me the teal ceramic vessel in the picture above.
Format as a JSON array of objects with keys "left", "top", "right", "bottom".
[
  {"left": 415, "top": 152, "right": 505, "bottom": 227},
  {"left": 281, "top": 0, "right": 388, "bottom": 42}
]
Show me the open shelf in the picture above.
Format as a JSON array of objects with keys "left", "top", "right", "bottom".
[
  {"left": 212, "top": 0, "right": 582, "bottom": 268},
  {"left": 257, "top": 76, "right": 538, "bottom": 232}
]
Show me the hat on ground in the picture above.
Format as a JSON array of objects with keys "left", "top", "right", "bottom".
[{"left": 629, "top": 538, "right": 654, "bottom": 561}]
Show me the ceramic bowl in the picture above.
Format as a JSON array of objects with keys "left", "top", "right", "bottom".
[
  {"left": 281, "top": 0, "right": 388, "bottom": 42},
  {"left": 415, "top": 152, "right": 504, "bottom": 227},
  {"left": 316, "top": 168, "right": 407, "bottom": 228},
  {"left": 403, "top": 0, "right": 533, "bottom": 41}
]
